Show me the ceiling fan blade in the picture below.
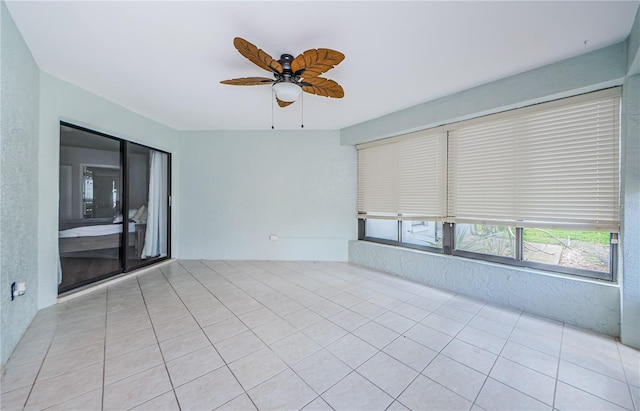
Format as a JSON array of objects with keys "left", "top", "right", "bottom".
[
  {"left": 301, "top": 77, "right": 345, "bottom": 99},
  {"left": 276, "top": 98, "right": 294, "bottom": 108},
  {"left": 291, "top": 48, "right": 345, "bottom": 78},
  {"left": 220, "top": 77, "right": 275, "bottom": 86},
  {"left": 233, "top": 37, "right": 283, "bottom": 74}
]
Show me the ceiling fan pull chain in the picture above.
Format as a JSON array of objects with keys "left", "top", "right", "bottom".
[
  {"left": 271, "top": 89, "right": 275, "bottom": 129},
  {"left": 301, "top": 92, "right": 304, "bottom": 129}
]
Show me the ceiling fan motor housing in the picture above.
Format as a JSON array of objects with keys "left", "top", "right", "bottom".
[
  {"left": 273, "top": 53, "right": 302, "bottom": 101},
  {"left": 275, "top": 54, "right": 300, "bottom": 83},
  {"left": 279, "top": 54, "right": 295, "bottom": 72}
]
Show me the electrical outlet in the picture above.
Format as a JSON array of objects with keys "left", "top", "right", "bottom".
[
  {"left": 269, "top": 235, "right": 278, "bottom": 240},
  {"left": 11, "top": 282, "right": 26, "bottom": 300}
]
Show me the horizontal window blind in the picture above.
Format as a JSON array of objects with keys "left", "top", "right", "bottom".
[
  {"left": 358, "top": 130, "right": 447, "bottom": 220},
  {"left": 448, "top": 88, "right": 621, "bottom": 231},
  {"left": 357, "top": 143, "right": 396, "bottom": 216}
]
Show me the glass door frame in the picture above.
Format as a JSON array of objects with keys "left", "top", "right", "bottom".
[
  {"left": 122, "top": 139, "right": 172, "bottom": 272},
  {"left": 59, "top": 121, "right": 172, "bottom": 293}
]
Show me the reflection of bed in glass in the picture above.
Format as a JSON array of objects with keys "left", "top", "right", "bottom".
[
  {"left": 59, "top": 219, "right": 146, "bottom": 257},
  {"left": 58, "top": 221, "right": 145, "bottom": 256},
  {"left": 57, "top": 216, "right": 147, "bottom": 293}
]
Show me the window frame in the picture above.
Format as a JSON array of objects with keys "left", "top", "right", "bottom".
[
  {"left": 360, "top": 218, "right": 444, "bottom": 254},
  {"left": 360, "top": 219, "right": 616, "bottom": 281}
]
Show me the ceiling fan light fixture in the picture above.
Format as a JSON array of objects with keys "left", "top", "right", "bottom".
[{"left": 273, "top": 81, "right": 302, "bottom": 102}]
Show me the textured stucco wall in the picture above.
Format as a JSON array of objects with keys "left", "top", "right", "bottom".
[
  {"left": 177, "top": 130, "right": 357, "bottom": 261},
  {"left": 0, "top": 1, "right": 40, "bottom": 365},
  {"left": 628, "top": 6, "right": 640, "bottom": 76},
  {"left": 349, "top": 241, "right": 621, "bottom": 336},
  {"left": 620, "top": 75, "right": 640, "bottom": 348}
]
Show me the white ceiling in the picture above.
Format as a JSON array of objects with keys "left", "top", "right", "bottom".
[{"left": 6, "top": 1, "right": 639, "bottom": 131}]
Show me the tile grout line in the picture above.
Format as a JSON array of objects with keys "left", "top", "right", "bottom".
[
  {"left": 135, "top": 275, "right": 182, "bottom": 411},
  {"left": 391, "top": 297, "right": 493, "bottom": 409},
  {"left": 220, "top": 261, "right": 373, "bottom": 407},
  {"left": 211, "top": 260, "right": 406, "bottom": 409},
  {"left": 20, "top": 295, "right": 110, "bottom": 410},
  {"left": 616, "top": 341, "right": 640, "bottom": 411},
  {"left": 551, "top": 322, "right": 566, "bottom": 411},
  {"left": 195, "top": 261, "right": 318, "bottom": 411},
  {"left": 468, "top": 310, "right": 523, "bottom": 409},
  {"left": 19, "top": 302, "right": 68, "bottom": 410},
  {"left": 229, "top": 260, "right": 495, "bottom": 410},
  {"left": 554, "top": 339, "right": 637, "bottom": 410},
  {"left": 320, "top": 295, "right": 461, "bottom": 409},
  {"left": 305, "top": 296, "right": 440, "bottom": 407},
  {"left": 101, "top": 287, "right": 108, "bottom": 411},
  {"left": 169, "top": 261, "right": 261, "bottom": 411}
]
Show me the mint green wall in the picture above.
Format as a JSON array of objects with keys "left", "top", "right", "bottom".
[
  {"left": 0, "top": 1, "right": 40, "bottom": 365},
  {"left": 620, "top": 74, "right": 640, "bottom": 347},
  {"left": 628, "top": 6, "right": 640, "bottom": 76},
  {"left": 37, "top": 73, "right": 180, "bottom": 309},
  {"left": 619, "top": 0, "right": 640, "bottom": 350},
  {"left": 177, "top": 130, "right": 357, "bottom": 261},
  {"left": 341, "top": 43, "right": 626, "bottom": 146}
]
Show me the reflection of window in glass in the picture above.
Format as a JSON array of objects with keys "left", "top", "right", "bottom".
[
  {"left": 83, "top": 169, "right": 93, "bottom": 218},
  {"left": 401, "top": 221, "right": 442, "bottom": 248},
  {"left": 112, "top": 181, "right": 117, "bottom": 208},
  {"left": 455, "top": 224, "right": 515, "bottom": 258},
  {"left": 524, "top": 229, "right": 610, "bottom": 273},
  {"left": 82, "top": 166, "right": 121, "bottom": 219},
  {"left": 365, "top": 219, "right": 398, "bottom": 241}
]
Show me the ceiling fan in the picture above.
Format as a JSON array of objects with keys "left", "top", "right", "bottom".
[{"left": 221, "top": 37, "right": 345, "bottom": 108}]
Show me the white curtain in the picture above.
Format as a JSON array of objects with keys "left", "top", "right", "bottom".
[{"left": 141, "top": 151, "right": 167, "bottom": 259}]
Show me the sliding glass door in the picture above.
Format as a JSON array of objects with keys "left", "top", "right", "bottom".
[{"left": 58, "top": 123, "right": 170, "bottom": 293}]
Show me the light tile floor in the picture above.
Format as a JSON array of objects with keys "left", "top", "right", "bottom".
[{"left": 1, "top": 260, "right": 639, "bottom": 410}]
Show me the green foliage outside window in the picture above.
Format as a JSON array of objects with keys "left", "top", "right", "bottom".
[{"left": 523, "top": 229, "right": 609, "bottom": 246}]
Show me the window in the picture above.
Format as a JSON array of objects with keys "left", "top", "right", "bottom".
[
  {"left": 401, "top": 220, "right": 443, "bottom": 248},
  {"left": 365, "top": 218, "right": 398, "bottom": 242},
  {"left": 357, "top": 88, "right": 620, "bottom": 281},
  {"left": 523, "top": 229, "right": 611, "bottom": 273},
  {"left": 363, "top": 219, "right": 443, "bottom": 251},
  {"left": 455, "top": 224, "right": 515, "bottom": 258},
  {"left": 447, "top": 89, "right": 620, "bottom": 232},
  {"left": 358, "top": 129, "right": 447, "bottom": 219}
]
